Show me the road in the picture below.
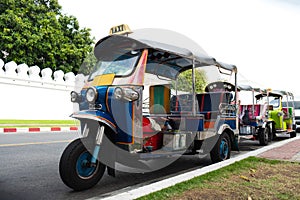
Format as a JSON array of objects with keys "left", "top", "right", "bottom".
[{"left": 0, "top": 132, "right": 285, "bottom": 200}]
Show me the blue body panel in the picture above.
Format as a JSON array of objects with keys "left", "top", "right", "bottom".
[
  {"left": 114, "top": 101, "right": 134, "bottom": 144},
  {"left": 225, "top": 119, "right": 236, "bottom": 129},
  {"left": 75, "top": 86, "right": 135, "bottom": 144},
  {"left": 215, "top": 118, "right": 237, "bottom": 130},
  {"left": 185, "top": 118, "right": 204, "bottom": 131},
  {"left": 95, "top": 86, "right": 109, "bottom": 112},
  {"left": 79, "top": 89, "right": 89, "bottom": 110}
]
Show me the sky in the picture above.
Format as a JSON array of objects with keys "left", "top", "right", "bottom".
[{"left": 58, "top": 0, "right": 300, "bottom": 97}]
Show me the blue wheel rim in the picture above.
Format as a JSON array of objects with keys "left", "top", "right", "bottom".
[
  {"left": 76, "top": 151, "right": 97, "bottom": 178},
  {"left": 219, "top": 138, "right": 229, "bottom": 160}
]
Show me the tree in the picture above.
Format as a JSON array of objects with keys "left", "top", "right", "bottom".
[
  {"left": 173, "top": 69, "right": 207, "bottom": 93},
  {"left": 0, "top": 0, "right": 94, "bottom": 73},
  {"left": 79, "top": 49, "right": 97, "bottom": 76}
]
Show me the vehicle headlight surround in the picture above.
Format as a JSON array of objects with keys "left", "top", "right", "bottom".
[
  {"left": 123, "top": 87, "right": 139, "bottom": 101},
  {"left": 70, "top": 91, "right": 81, "bottom": 103},
  {"left": 86, "top": 87, "right": 98, "bottom": 103},
  {"left": 114, "top": 87, "right": 123, "bottom": 100},
  {"left": 113, "top": 87, "right": 139, "bottom": 101}
]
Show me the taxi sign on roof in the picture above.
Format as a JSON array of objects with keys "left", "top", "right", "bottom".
[{"left": 109, "top": 24, "right": 132, "bottom": 35}]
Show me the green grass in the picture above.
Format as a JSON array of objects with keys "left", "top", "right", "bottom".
[
  {"left": 0, "top": 119, "right": 78, "bottom": 127},
  {"left": 136, "top": 157, "right": 300, "bottom": 200}
]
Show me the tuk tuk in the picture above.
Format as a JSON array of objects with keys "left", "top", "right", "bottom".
[
  {"left": 204, "top": 81, "right": 239, "bottom": 116},
  {"left": 238, "top": 85, "right": 272, "bottom": 145},
  {"left": 59, "top": 25, "right": 240, "bottom": 191},
  {"left": 255, "top": 89, "right": 297, "bottom": 139}
]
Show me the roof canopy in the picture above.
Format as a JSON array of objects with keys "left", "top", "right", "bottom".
[
  {"left": 238, "top": 84, "right": 263, "bottom": 92},
  {"left": 216, "top": 62, "right": 237, "bottom": 73},
  {"left": 94, "top": 35, "right": 236, "bottom": 79},
  {"left": 272, "top": 90, "right": 294, "bottom": 98},
  {"left": 205, "top": 81, "right": 238, "bottom": 92},
  {"left": 255, "top": 90, "right": 294, "bottom": 99},
  {"left": 255, "top": 91, "right": 282, "bottom": 99}
]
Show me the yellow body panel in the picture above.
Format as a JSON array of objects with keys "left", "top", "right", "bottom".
[{"left": 91, "top": 74, "right": 115, "bottom": 86}]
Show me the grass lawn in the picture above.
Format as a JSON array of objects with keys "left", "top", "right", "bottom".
[
  {"left": 137, "top": 157, "right": 300, "bottom": 200},
  {"left": 0, "top": 119, "right": 78, "bottom": 127}
]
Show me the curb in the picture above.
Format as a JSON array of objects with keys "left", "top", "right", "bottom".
[
  {"left": 0, "top": 126, "right": 78, "bottom": 133},
  {"left": 89, "top": 136, "right": 300, "bottom": 200}
]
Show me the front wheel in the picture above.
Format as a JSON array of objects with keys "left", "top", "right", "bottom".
[
  {"left": 258, "top": 127, "right": 269, "bottom": 146},
  {"left": 59, "top": 138, "right": 106, "bottom": 191},
  {"left": 210, "top": 132, "right": 231, "bottom": 163}
]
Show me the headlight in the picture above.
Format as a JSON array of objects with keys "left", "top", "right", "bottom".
[
  {"left": 70, "top": 91, "right": 81, "bottom": 102},
  {"left": 123, "top": 88, "right": 139, "bottom": 101},
  {"left": 86, "top": 87, "right": 98, "bottom": 103},
  {"left": 113, "top": 87, "right": 139, "bottom": 101},
  {"left": 114, "top": 87, "right": 123, "bottom": 100}
]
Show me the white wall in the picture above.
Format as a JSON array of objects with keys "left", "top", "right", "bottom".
[
  {"left": 0, "top": 59, "right": 225, "bottom": 120},
  {"left": 0, "top": 59, "right": 80, "bottom": 120}
]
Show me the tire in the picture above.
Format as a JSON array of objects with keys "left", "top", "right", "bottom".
[
  {"left": 258, "top": 127, "right": 269, "bottom": 146},
  {"left": 268, "top": 126, "right": 273, "bottom": 142},
  {"left": 292, "top": 124, "right": 296, "bottom": 132},
  {"left": 290, "top": 131, "right": 296, "bottom": 138},
  {"left": 210, "top": 132, "right": 231, "bottom": 163},
  {"left": 59, "top": 138, "right": 106, "bottom": 191}
]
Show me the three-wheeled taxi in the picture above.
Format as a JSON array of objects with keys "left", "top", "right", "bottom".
[
  {"left": 255, "top": 89, "right": 297, "bottom": 139},
  {"left": 59, "top": 25, "right": 240, "bottom": 191},
  {"left": 238, "top": 85, "right": 272, "bottom": 145}
]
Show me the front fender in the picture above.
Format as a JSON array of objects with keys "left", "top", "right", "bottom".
[
  {"left": 217, "top": 124, "right": 232, "bottom": 135},
  {"left": 71, "top": 110, "right": 117, "bottom": 133},
  {"left": 217, "top": 124, "right": 239, "bottom": 151}
]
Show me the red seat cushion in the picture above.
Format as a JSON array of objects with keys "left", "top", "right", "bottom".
[{"left": 143, "top": 117, "right": 155, "bottom": 132}]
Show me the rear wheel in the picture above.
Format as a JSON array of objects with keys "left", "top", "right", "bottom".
[
  {"left": 258, "top": 127, "right": 269, "bottom": 146},
  {"left": 290, "top": 131, "right": 296, "bottom": 138},
  {"left": 59, "top": 138, "right": 106, "bottom": 191},
  {"left": 210, "top": 132, "right": 231, "bottom": 163}
]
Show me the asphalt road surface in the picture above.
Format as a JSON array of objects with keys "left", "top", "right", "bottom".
[{"left": 0, "top": 132, "right": 284, "bottom": 200}]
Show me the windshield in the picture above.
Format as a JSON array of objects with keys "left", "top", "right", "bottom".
[
  {"left": 88, "top": 52, "right": 141, "bottom": 81},
  {"left": 257, "top": 96, "right": 280, "bottom": 108},
  {"left": 269, "top": 98, "right": 280, "bottom": 108}
]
